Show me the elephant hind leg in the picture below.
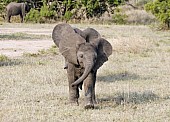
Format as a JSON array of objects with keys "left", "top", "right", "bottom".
[
  {"left": 92, "top": 85, "right": 97, "bottom": 105},
  {"left": 92, "top": 72, "right": 97, "bottom": 105},
  {"left": 20, "top": 14, "right": 23, "bottom": 23}
]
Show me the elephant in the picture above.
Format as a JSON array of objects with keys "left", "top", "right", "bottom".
[
  {"left": 6, "top": 2, "right": 31, "bottom": 23},
  {"left": 52, "top": 23, "right": 112, "bottom": 109}
]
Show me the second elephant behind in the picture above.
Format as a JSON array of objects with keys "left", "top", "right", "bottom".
[{"left": 6, "top": 2, "right": 33, "bottom": 23}]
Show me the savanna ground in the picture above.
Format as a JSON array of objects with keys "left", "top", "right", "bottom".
[{"left": 0, "top": 23, "right": 170, "bottom": 122}]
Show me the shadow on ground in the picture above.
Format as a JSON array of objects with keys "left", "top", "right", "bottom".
[
  {"left": 97, "top": 71, "right": 141, "bottom": 82},
  {"left": 0, "top": 59, "right": 22, "bottom": 66},
  {"left": 97, "top": 91, "right": 160, "bottom": 107}
]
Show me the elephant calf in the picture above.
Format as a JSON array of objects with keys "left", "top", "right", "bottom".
[{"left": 52, "top": 23, "right": 112, "bottom": 109}]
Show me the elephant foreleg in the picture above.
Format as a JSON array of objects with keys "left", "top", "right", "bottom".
[
  {"left": 84, "top": 72, "right": 96, "bottom": 109},
  {"left": 7, "top": 15, "right": 11, "bottom": 23},
  {"left": 67, "top": 63, "right": 79, "bottom": 105}
]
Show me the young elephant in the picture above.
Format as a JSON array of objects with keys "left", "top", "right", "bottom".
[{"left": 52, "top": 23, "right": 112, "bottom": 109}]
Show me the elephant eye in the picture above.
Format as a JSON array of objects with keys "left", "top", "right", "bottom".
[
  {"left": 79, "top": 54, "right": 83, "bottom": 58},
  {"left": 94, "top": 57, "right": 97, "bottom": 61}
]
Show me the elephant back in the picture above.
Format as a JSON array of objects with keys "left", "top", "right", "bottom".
[{"left": 6, "top": 2, "right": 22, "bottom": 15}]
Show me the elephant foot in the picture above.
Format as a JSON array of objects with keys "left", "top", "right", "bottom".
[
  {"left": 64, "top": 66, "right": 68, "bottom": 69},
  {"left": 84, "top": 103, "right": 94, "bottom": 109},
  {"left": 69, "top": 99, "right": 79, "bottom": 106},
  {"left": 93, "top": 99, "right": 97, "bottom": 105},
  {"left": 84, "top": 99, "right": 94, "bottom": 109},
  {"left": 64, "top": 62, "right": 68, "bottom": 69}
]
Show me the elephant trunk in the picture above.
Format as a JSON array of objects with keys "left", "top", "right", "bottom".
[{"left": 71, "top": 61, "right": 94, "bottom": 87}]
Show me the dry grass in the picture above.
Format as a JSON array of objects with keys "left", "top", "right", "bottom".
[
  {"left": 0, "top": 23, "right": 170, "bottom": 122},
  {"left": 119, "top": 5, "right": 156, "bottom": 25},
  {"left": 125, "top": 10, "right": 155, "bottom": 25}
]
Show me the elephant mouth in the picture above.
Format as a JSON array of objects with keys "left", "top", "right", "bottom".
[
  {"left": 76, "top": 58, "right": 84, "bottom": 68},
  {"left": 79, "top": 62, "right": 84, "bottom": 67},
  {"left": 72, "top": 62, "right": 93, "bottom": 87}
]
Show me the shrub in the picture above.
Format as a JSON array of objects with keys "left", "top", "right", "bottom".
[
  {"left": 125, "top": 9, "right": 155, "bottom": 25},
  {"left": 63, "top": 11, "right": 73, "bottom": 21},
  {"left": 112, "top": 8, "right": 127, "bottom": 24},
  {"left": 25, "top": 8, "right": 41, "bottom": 23},
  {"left": 145, "top": 0, "right": 170, "bottom": 29},
  {"left": 112, "top": 13, "right": 127, "bottom": 24},
  {"left": 117, "top": 5, "right": 156, "bottom": 25},
  {"left": 136, "top": 0, "right": 153, "bottom": 7},
  {"left": 40, "top": 5, "right": 56, "bottom": 19},
  {"left": 25, "top": 1, "right": 57, "bottom": 23}
]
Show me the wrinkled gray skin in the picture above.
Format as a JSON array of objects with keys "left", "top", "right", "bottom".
[
  {"left": 6, "top": 2, "right": 30, "bottom": 23},
  {"left": 52, "top": 23, "right": 112, "bottom": 109}
]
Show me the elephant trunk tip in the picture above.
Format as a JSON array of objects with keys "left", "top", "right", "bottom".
[
  {"left": 71, "top": 82, "right": 78, "bottom": 87},
  {"left": 71, "top": 62, "right": 93, "bottom": 87},
  {"left": 71, "top": 77, "right": 85, "bottom": 87},
  {"left": 71, "top": 84, "right": 75, "bottom": 87}
]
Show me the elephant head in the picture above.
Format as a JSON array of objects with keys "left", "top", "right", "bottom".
[
  {"left": 25, "top": 0, "right": 35, "bottom": 12},
  {"left": 52, "top": 23, "right": 112, "bottom": 87}
]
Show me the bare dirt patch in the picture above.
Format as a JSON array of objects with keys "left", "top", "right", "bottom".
[{"left": 0, "top": 23, "right": 54, "bottom": 57}]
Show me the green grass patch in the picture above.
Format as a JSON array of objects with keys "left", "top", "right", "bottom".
[
  {"left": 159, "top": 40, "right": 170, "bottom": 45},
  {"left": 0, "top": 32, "right": 50, "bottom": 40},
  {"left": 23, "top": 45, "right": 58, "bottom": 57},
  {"left": 0, "top": 54, "right": 9, "bottom": 61},
  {"left": 0, "top": 54, "right": 22, "bottom": 66}
]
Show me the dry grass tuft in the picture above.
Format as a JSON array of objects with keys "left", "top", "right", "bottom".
[
  {"left": 111, "top": 36, "right": 150, "bottom": 54},
  {"left": 0, "top": 55, "right": 22, "bottom": 66},
  {"left": 125, "top": 10, "right": 155, "bottom": 25},
  {"left": 119, "top": 5, "right": 156, "bottom": 25}
]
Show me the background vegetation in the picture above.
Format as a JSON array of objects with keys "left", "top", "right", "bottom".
[
  {"left": 0, "top": 0, "right": 169, "bottom": 29},
  {"left": 145, "top": 0, "right": 170, "bottom": 29}
]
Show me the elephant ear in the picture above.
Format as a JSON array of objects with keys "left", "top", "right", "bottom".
[
  {"left": 83, "top": 28, "right": 101, "bottom": 43},
  {"left": 52, "top": 23, "right": 86, "bottom": 65},
  {"left": 73, "top": 28, "right": 86, "bottom": 39},
  {"left": 93, "top": 38, "right": 112, "bottom": 71}
]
